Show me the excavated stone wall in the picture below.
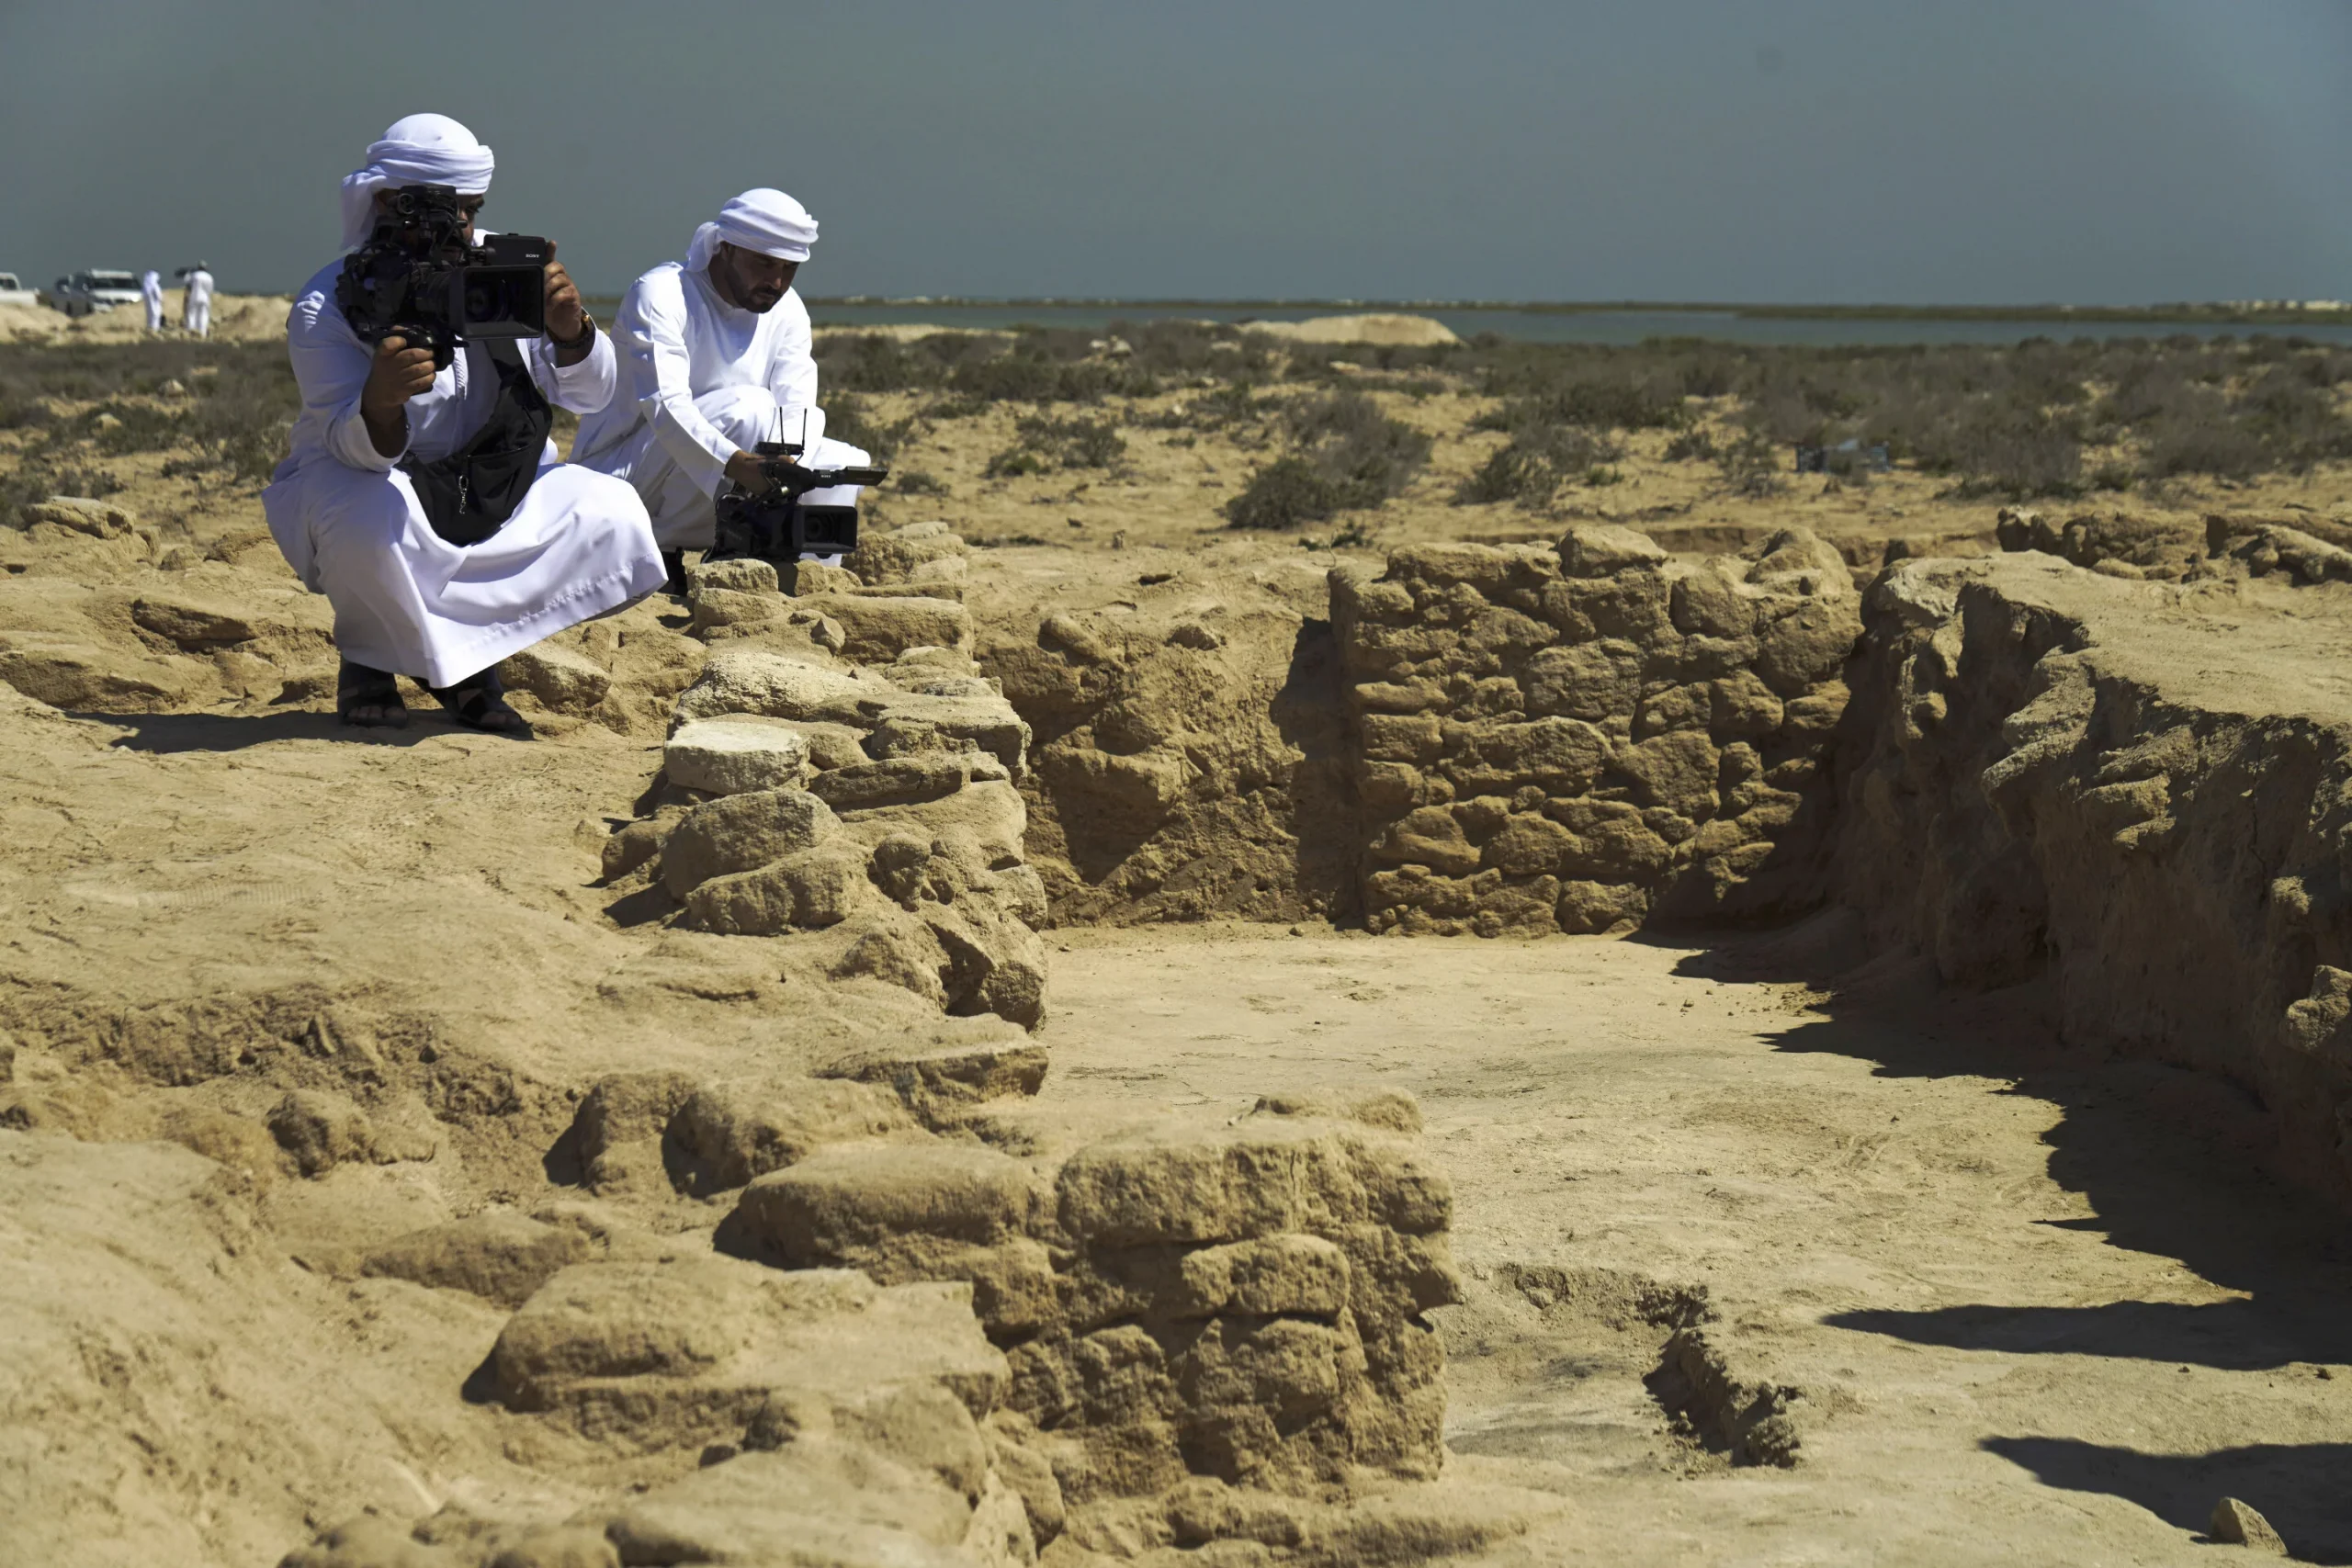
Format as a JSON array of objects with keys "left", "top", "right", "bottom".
[
  {"left": 1329, "top": 525, "right": 1860, "bottom": 936},
  {"left": 977, "top": 573, "right": 1354, "bottom": 928},
  {"left": 1836, "top": 550, "right": 2352, "bottom": 1207},
  {"left": 256, "top": 1033, "right": 1483, "bottom": 1566},
  {"left": 596, "top": 536, "right": 1052, "bottom": 1027}
]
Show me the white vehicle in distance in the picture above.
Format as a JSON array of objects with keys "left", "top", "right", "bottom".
[
  {"left": 0, "top": 273, "right": 39, "bottom": 308},
  {"left": 50, "top": 270, "right": 143, "bottom": 317}
]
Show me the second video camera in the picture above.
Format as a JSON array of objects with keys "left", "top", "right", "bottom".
[
  {"left": 707, "top": 440, "right": 888, "bottom": 563},
  {"left": 336, "top": 184, "right": 547, "bottom": 369}
]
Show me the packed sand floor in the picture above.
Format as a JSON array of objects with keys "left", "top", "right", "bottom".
[{"left": 1042, "top": 924, "right": 2352, "bottom": 1565}]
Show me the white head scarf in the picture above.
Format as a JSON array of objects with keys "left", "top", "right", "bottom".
[
  {"left": 338, "top": 114, "right": 497, "bottom": 250},
  {"left": 686, "top": 188, "right": 819, "bottom": 273}
]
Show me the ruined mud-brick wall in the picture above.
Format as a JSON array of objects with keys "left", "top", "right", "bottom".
[
  {"left": 1996, "top": 500, "right": 2352, "bottom": 592},
  {"left": 597, "top": 524, "right": 1053, "bottom": 1026},
  {"left": 1838, "top": 550, "right": 2352, "bottom": 1208},
  {"left": 271, "top": 1039, "right": 1484, "bottom": 1566},
  {"left": 1330, "top": 525, "right": 1860, "bottom": 936},
  {"left": 977, "top": 575, "right": 1352, "bottom": 927}
]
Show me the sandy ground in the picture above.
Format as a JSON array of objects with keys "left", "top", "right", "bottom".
[
  {"left": 1039, "top": 922, "right": 2352, "bottom": 1565},
  {"left": 11, "top": 322, "right": 2352, "bottom": 1562}
]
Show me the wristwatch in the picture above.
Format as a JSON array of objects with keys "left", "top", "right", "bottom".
[{"left": 550, "top": 312, "right": 597, "bottom": 352}]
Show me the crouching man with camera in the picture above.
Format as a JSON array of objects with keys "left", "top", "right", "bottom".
[
  {"left": 571, "top": 188, "right": 874, "bottom": 592},
  {"left": 263, "top": 114, "right": 665, "bottom": 734}
]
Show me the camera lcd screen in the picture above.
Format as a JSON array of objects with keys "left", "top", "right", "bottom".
[{"left": 461, "top": 266, "right": 545, "bottom": 337}]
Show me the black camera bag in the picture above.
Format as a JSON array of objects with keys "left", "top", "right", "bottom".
[{"left": 401, "top": 341, "right": 552, "bottom": 547}]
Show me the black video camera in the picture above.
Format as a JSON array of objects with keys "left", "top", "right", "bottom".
[
  {"left": 335, "top": 184, "right": 548, "bottom": 370},
  {"left": 707, "top": 440, "right": 888, "bottom": 563}
]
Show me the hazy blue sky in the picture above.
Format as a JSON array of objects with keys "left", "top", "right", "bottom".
[{"left": 4, "top": 0, "right": 2350, "bottom": 304}]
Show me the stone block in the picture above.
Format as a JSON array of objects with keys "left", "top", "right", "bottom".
[
  {"left": 665, "top": 719, "right": 812, "bottom": 795},
  {"left": 734, "top": 1143, "right": 1044, "bottom": 1260},
  {"left": 23, "top": 496, "right": 135, "bottom": 537},
  {"left": 1361, "top": 713, "right": 1442, "bottom": 764},
  {"left": 661, "top": 787, "right": 842, "bottom": 897},
  {"left": 796, "top": 593, "right": 973, "bottom": 661},
  {"left": 1558, "top": 524, "right": 1667, "bottom": 578},
  {"left": 673, "top": 647, "right": 879, "bottom": 726},
  {"left": 129, "top": 592, "right": 261, "bottom": 649},
  {"left": 503, "top": 642, "right": 612, "bottom": 714},
  {"left": 1522, "top": 639, "right": 1642, "bottom": 722},
  {"left": 361, "top": 1212, "right": 594, "bottom": 1307},
  {"left": 1369, "top": 806, "right": 1481, "bottom": 875},
  {"left": 808, "top": 756, "right": 970, "bottom": 811},
  {"left": 683, "top": 840, "right": 869, "bottom": 933},
  {"left": 692, "top": 558, "right": 781, "bottom": 595},
  {"left": 1174, "top": 1235, "right": 1351, "bottom": 1319}
]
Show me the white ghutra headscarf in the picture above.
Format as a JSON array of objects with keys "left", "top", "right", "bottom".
[
  {"left": 338, "top": 114, "right": 497, "bottom": 250},
  {"left": 686, "top": 188, "right": 820, "bottom": 272}
]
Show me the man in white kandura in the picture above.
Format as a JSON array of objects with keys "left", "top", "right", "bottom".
[
  {"left": 263, "top": 113, "right": 665, "bottom": 734},
  {"left": 141, "top": 269, "right": 164, "bottom": 333},
  {"left": 571, "top": 187, "right": 868, "bottom": 592},
  {"left": 181, "top": 263, "right": 213, "bottom": 338}
]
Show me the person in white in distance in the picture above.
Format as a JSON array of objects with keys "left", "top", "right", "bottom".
[{"left": 181, "top": 264, "right": 212, "bottom": 337}]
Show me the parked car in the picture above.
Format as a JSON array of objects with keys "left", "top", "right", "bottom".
[
  {"left": 0, "top": 273, "right": 40, "bottom": 308},
  {"left": 50, "top": 270, "right": 143, "bottom": 316}
]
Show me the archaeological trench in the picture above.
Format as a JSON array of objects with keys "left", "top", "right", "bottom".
[{"left": 7, "top": 491, "right": 2352, "bottom": 1565}]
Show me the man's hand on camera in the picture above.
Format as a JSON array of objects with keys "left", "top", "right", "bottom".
[
  {"left": 545, "top": 244, "right": 592, "bottom": 364},
  {"left": 359, "top": 334, "right": 436, "bottom": 456},
  {"left": 724, "top": 450, "right": 780, "bottom": 494}
]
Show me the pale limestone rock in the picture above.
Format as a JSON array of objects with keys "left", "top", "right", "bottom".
[{"left": 666, "top": 718, "right": 813, "bottom": 795}]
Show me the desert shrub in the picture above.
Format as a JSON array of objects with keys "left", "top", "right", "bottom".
[
  {"left": 1136, "top": 380, "right": 1273, "bottom": 435},
  {"left": 1456, "top": 426, "right": 1623, "bottom": 506},
  {"left": 1283, "top": 390, "right": 1430, "bottom": 493},
  {"left": 1225, "top": 456, "right": 1352, "bottom": 530},
  {"left": 2237, "top": 366, "right": 2352, "bottom": 468},
  {"left": 983, "top": 447, "right": 1049, "bottom": 479},
  {"left": 947, "top": 350, "right": 1147, "bottom": 405},
  {"left": 1944, "top": 407, "right": 2083, "bottom": 499},
  {"left": 1116, "top": 320, "right": 1276, "bottom": 379},
  {"left": 1663, "top": 428, "right": 1717, "bottom": 462},
  {"left": 1476, "top": 370, "right": 1689, "bottom": 434},
  {"left": 985, "top": 413, "right": 1126, "bottom": 478},
  {"left": 894, "top": 468, "right": 947, "bottom": 495},
  {"left": 1, "top": 459, "right": 122, "bottom": 526},
  {"left": 2141, "top": 398, "right": 2267, "bottom": 480},
  {"left": 1227, "top": 392, "right": 1429, "bottom": 530},
  {"left": 824, "top": 391, "right": 918, "bottom": 462},
  {"left": 1716, "top": 430, "right": 1784, "bottom": 497},
  {"left": 815, "top": 332, "right": 960, "bottom": 394},
  {"left": 85, "top": 400, "right": 184, "bottom": 454}
]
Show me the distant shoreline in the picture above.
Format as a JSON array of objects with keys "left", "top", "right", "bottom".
[{"left": 798, "top": 296, "right": 2350, "bottom": 327}]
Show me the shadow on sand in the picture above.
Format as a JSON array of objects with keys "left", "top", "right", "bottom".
[
  {"left": 1984, "top": 1438, "right": 2352, "bottom": 1563},
  {"left": 87, "top": 709, "right": 449, "bottom": 753},
  {"left": 1657, "top": 909, "right": 2352, "bottom": 1561}
]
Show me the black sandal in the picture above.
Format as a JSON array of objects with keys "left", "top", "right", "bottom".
[
  {"left": 336, "top": 658, "right": 409, "bottom": 728},
  {"left": 661, "top": 548, "right": 689, "bottom": 596},
  {"left": 428, "top": 667, "right": 533, "bottom": 738}
]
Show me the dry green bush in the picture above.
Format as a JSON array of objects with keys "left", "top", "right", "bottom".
[
  {"left": 985, "top": 413, "right": 1126, "bottom": 478},
  {"left": 1225, "top": 390, "right": 1430, "bottom": 530},
  {"left": 1456, "top": 425, "right": 1623, "bottom": 506}
]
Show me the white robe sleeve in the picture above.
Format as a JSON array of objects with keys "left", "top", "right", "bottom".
[
  {"left": 287, "top": 288, "right": 406, "bottom": 472},
  {"left": 527, "top": 327, "right": 618, "bottom": 416},
  {"left": 629, "top": 275, "right": 738, "bottom": 498}
]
